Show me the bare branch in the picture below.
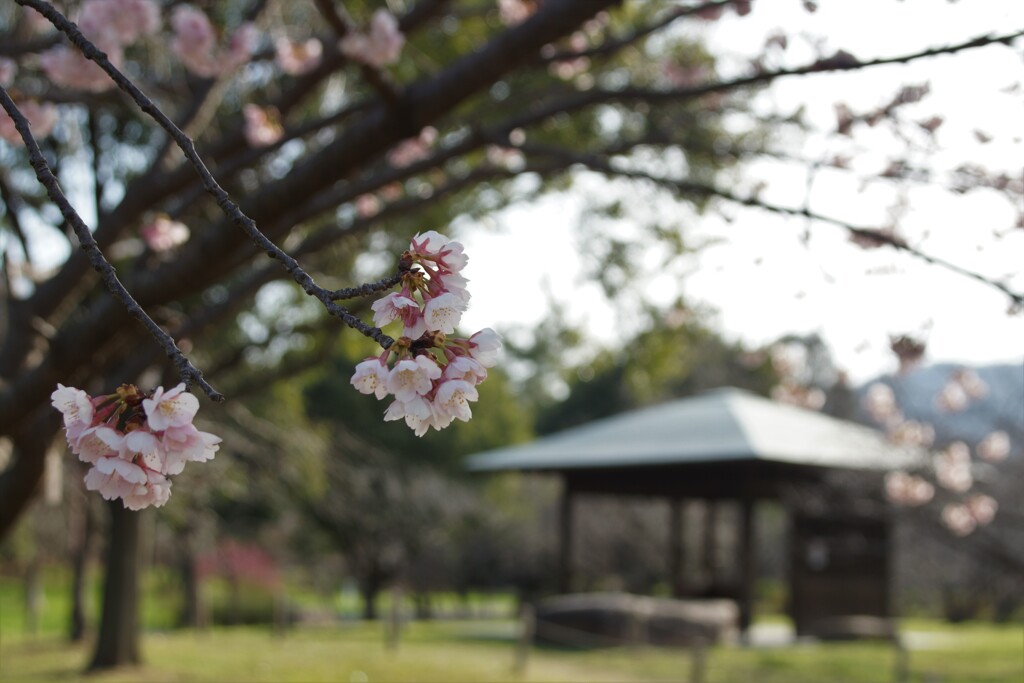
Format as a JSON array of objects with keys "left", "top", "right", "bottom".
[
  {"left": 16, "top": 0, "right": 396, "bottom": 350},
  {"left": 521, "top": 140, "right": 1024, "bottom": 307},
  {"left": 0, "top": 85, "right": 224, "bottom": 400}
]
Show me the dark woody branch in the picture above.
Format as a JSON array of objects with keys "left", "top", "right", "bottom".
[
  {"left": 522, "top": 141, "right": 1024, "bottom": 307},
  {"left": 0, "top": 85, "right": 224, "bottom": 400}
]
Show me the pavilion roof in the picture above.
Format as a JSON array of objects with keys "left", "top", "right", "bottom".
[{"left": 467, "top": 388, "right": 920, "bottom": 473}]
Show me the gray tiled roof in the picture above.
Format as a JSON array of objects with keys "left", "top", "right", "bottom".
[{"left": 467, "top": 388, "right": 921, "bottom": 472}]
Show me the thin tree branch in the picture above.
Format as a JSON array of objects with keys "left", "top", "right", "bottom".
[
  {"left": 17, "top": 0, "right": 396, "bottom": 351},
  {"left": 522, "top": 140, "right": 1024, "bottom": 307},
  {"left": 0, "top": 85, "right": 224, "bottom": 400}
]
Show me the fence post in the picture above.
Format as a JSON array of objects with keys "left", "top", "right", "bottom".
[
  {"left": 689, "top": 637, "right": 708, "bottom": 683},
  {"left": 386, "top": 584, "right": 403, "bottom": 652},
  {"left": 513, "top": 604, "right": 536, "bottom": 677},
  {"left": 893, "top": 637, "right": 909, "bottom": 683}
]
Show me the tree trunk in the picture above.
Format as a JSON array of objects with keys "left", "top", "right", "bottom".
[
  {"left": 0, "top": 418, "right": 53, "bottom": 541},
  {"left": 177, "top": 538, "right": 203, "bottom": 629},
  {"left": 68, "top": 470, "right": 96, "bottom": 642},
  {"left": 88, "top": 502, "right": 143, "bottom": 671},
  {"left": 360, "top": 571, "right": 381, "bottom": 621},
  {"left": 24, "top": 554, "right": 42, "bottom": 637}
]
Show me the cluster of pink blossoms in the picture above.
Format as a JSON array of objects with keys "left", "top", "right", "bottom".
[
  {"left": 51, "top": 383, "right": 220, "bottom": 510},
  {"left": 339, "top": 10, "right": 405, "bottom": 69},
  {"left": 170, "top": 5, "right": 258, "bottom": 78},
  {"left": 351, "top": 231, "right": 501, "bottom": 436},
  {"left": 40, "top": 0, "right": 161, "bottom": 92}
]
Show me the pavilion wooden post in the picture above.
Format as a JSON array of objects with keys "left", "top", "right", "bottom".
[
  {"left": 668, "top": 498, "right": 684, "bottom": 598},
  {"left": 702, "top": 501, "right": 717, "bottom": 584},
  {"left": 738, "top": 498, "right": 756, "bottom": 644},
  {"left": 557, "top": 478, "right": 574, "bottom": 594}
]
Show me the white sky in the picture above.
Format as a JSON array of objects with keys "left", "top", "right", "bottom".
[{"left": 460, "top": 0, "right": 1024, "bottom": 383}]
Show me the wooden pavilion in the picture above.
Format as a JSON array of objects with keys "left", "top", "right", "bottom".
[{"left": 467, "top": 388, "right": 920, "bottom": 639}]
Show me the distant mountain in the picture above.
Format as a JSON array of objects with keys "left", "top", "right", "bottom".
[{"left": 854, "top": 362, "right": 1024, "bottom": 449}]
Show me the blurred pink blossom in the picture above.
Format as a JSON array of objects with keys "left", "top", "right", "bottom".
[
  {"left": 0, "top": 99, "right": 58, "bottom": 145},
  {"left": 78, "top": 0, "right": 161, "bottom": 47},
  {"left": 936, "top": 380, "right": 969, "bottom": 413},
  {"left": 40, "top": 45, "right": 121, "bottom": 92},
  {"left": 388, "top": 126, "right": 437, "bottom": 168},
  {"left": 243, "top": 105, "right": 284, "bottom": 148},
  {"left": 223, "top": 23, "right": 259, "bottom": 72},
  {"left": 0, "top": 58, "right": 16, "bottom": 87},
  {"left": 171, "top": 6, "right": 258, "bottom": 77},
  {"left": 498, "top": 0, "right": 539, "bottom": 26},
  {"left": 355, "top": 194, "right": 381, "bottom": 218},
  {"left": 965, "top": 494, "right": 997, "bottom": 526},
  {"left": 863, "top": 382, "right": 900, "bottom": 425},
  {"left": 935, "top": 441, "right": 972, "bottom": 492},
  {"left": 170, "top": 5, "right": 219, "bottom": 77},
  {"left": 976, "top": 430, "right": 1010, "bottom": 463},
  {"left": 340, "top": 9, "right": 404, "bottom": 69},
  {"left": 941, "top": 503, "right": 975, "bottom": 536},
  {"left": 275, "top": 37, "right": 323, "bottom": 75},
  {"left": 884, "top": 471, "right": 934, "bottom": 506},
  {"left": 886, "top": 420, "right": 935, "bottom": 448},
  {"left": 141, "top": 216, "right": 190, "bottom": 252}
]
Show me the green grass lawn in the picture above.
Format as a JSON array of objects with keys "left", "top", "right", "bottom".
[{"left": 1, "top": 570, "right": 1021, "bottom": 682}]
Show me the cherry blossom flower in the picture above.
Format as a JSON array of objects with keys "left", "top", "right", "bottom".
[
  {"left": 443, "top": 356, "right": 488, "bottom": 384},
  {"left": 140, "top": 216, "right": 190, "bottom": 252},
  {"left": 74, "top": 426, "right": 123, "bottom": 464},
  {"left": 434, "top": 379, "right": 478, "bottom": 423},
  {"left": 142, "top": 383, "right": 200, "bottom": 431},
  {"left": 863, "top": 382, "right": 900, "bottom": 425},
  {"left": 965, "top": 494, "right": 997, "bottom": 526},
  {"left": 388, "top": 356, "right": 442, "bottom": 402},
  {"left": 498, "top": 0, "right": 539, "bottom": 26},
  {"left": 384, "top": 395, "right": 433, "bottom": 436},
  {"left": 171, "top": 5, "right": 219, "bottom": 77},
  {"left": 355, "top": 194, "right": 381, "bottom": 218},
  {"left": 0, "top": 99, "right": 58, "bottom": 146},
  {"left": 936, "top": 381, "right": 969, "bottom": 413},
  {"left": 976, "top": 430, "right": 1010, "bottom": 463},
  {"left": 467, "top": 328, "right": 501, "bottom": 367},
  {"left": 952, "top": 368, "right": 987, "bottom": 400},
  {"left": 171, "top": 6, "right": 257, "bottom": 77},
  {"left": 223, "top": 23, "right": 260, "bottom": 73},
  {"left": 423, "top": 292, "right": 466, "bottom": 334},
  {"left": 372, "top": 292, "right": 424, "bottom": 337},
  {"left": 162, "top": 423, "right": 219, "bottom": 469},
  {"left": 53, "top": 382, "right": 217, "bottom": 509},
  {"left": 884, "top": 471, "right": 934, "bottom": 506},
  {"left": 388, "top": 127, "right": 437, "bottom": 168},
  {"left": 941, "top": 503, "right": 975, "bottom": 536},
  {"left": 935, "top": 441, "right": 972, "bottom": 492},
  {"left": 350, "top": 231, "right": 498, "bottom": 436},
  {"left": 243, "top": 105, "right": 284, "bottom": 148},
  {"left": 51, "top": 384, "right": 95, "bottom": 441},
  {"left": 339, "top": 10, "right": 405, "bottom": 69},
  {"left": 275, "top": 37, "right": 323, "bottom": 75},
  {"left": 85, "top": 455, "right": 149, "bottom": 501},
  {"left": 40, "top": 45, "right": 121, "bottom": 92},
  {"left": 887, "top": 420, "right": 935, "bottom": 448},
  {"left": 122, "top": 469, "right": 172, "bottom": 510},
  {"left": 20, "top": 100, "right": 57, "bottom": 138},
  {"left": 77, "top": 0, "right": 161, "bottom": 47},
  {"left": 351, "top": 359, "right": 390, "bottom": 399}
]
